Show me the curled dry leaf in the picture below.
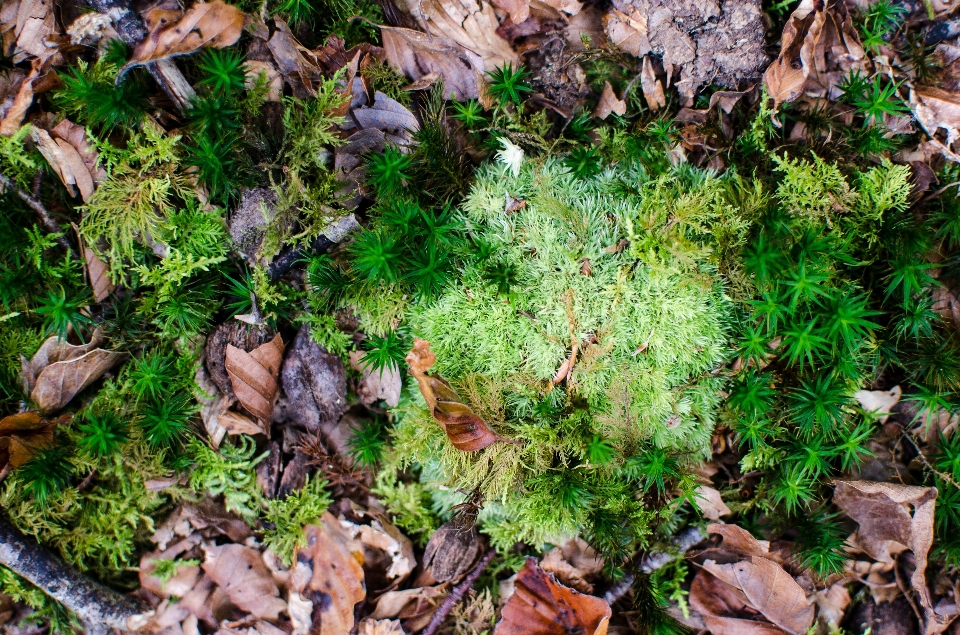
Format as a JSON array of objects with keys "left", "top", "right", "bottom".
[
  {"left": 495, "top": 558, "right": 611, "bottom": 635},
  {"left": 358, "top": 619, "right": 405, "bottom": 635},
  {"left": 694, "top": 484, "right": 732, "bottom": 521},
  {"left": 1, "top": 0, "right": 57, "bottom": 63},
  {"left": 21, "top": 331, "right": 126, "bottom": 413},
  {"left": 202, "top": 543, "right": 288, "bottom": 621},
  {"left": 349, "top": 350, "right": 402, "bottom": 408},
  {"left": 540, "top": 538, "right": 604, "bottom": 595},
  {"left": 120, "top": 0, "right": 244, "bottom": 75},
  {"left": 640, "top": 56, "right": 665, "bottom": 111},
  {"left": 291, "top": 512, "right": 366, "bottom": 635},
  {"left": 690, "top": 568, "right": 787, "bottom": 635},
  {"left": 83, "top": 244, "right": 113, "bottom": 303},
  {"left": 380, "top": 25, "right": 486, "bottom": 101},
  {"left": 370, "top": 585, "right": 449, "bottom": 633},
  {"left": 0, "top": 411, "right": 63, "bottom": 471},
  {"left": 244, "top": 60, "right": 282, "bottom": 102},
  {"left": 406, "top": 338, "right": 511, "bottom": 452},
  {"left": 400, "top": 0, "right": 515, "bottom": 73},
  {"left": 33, "top": 119, "right": 104, "bottom": 202},
  {"left": 0, "top": 59, "right": 39, "bottom": 136},
  {"left": 352, "top": 91, "right": 420, "bottom": 147},
  {"left": 266, "top": 19, "right": 322, "bottom": 98},
  {"left": 225, "top": 333, "right": 284, "bottom": 425},
  {"left": 853, "top": 385, "right": 902, "bottom": 424},
  {"left": 593, "top": 81, "right": 626, "bottom": 120},
  {"left": 833, "top": 480, "right": 953, "bottom": 634}
]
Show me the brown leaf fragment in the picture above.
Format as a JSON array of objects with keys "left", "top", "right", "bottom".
[
  {"left": 202, "top": 543, "right": 287, "bottom": 620},
  {"left": 371, "top": 585, "right": 448, "bottom": 633},
  {"left": 540, "top": 538, "right": 603, "bottom": 595},
  {"left": 0, "top": 58, "right": 38, "bottom": 135},
  {"left": 380, "top": 25, "right": 486, "bottom": 101},
  {"left": 350, "top": 350, "right": 401, "bottom": 408},
  {"left": 218, "top": 410, "right": 264, "bottom": 436},
  {"left": 352, "top": 91, "right": 420, "bottom": 146},
  {"left": 120, "top": 1, "right": 244, "bottom": 74},
  {"left": 359, "top": 619, "right": 405, "bottom": 635},
  {"left": 593, "top": 81, "right": 626, "bottom": 120},
  {"left": 834, "top": 480, "right": 953, "bottom": 634},
  {"left": 690, "top": 569, "right": 787, "bottom": 635},
  {"left": 4, "top": 0, "right": 57, "bottom": 63},
  {"left": 495, "top": 558, "right": 611, "bottom": 635},
  {"left": 701, "top": 558, "right": 814, "bottom": 634},
  {"left": 225, "top": 333, "right": 284, "bottom": 423},
  {"left": 266, "top": 19, "right": 322, "bottom": 98},
  {"left": 291, "top": 512, "right": 366, "bottom": 635},
  {"left": 405, "top": 338, "right": 510, "bottom": 452},
  {"left": 32, "top": 127, "right": 95, "bottom": 202},
  {"left": 83, "top": 245, "right": 113, "bottom": 302},
  {"left": 694, "top": 485, "right": 732, "bottom": 521},
  {"left": 243, "top": 60, "right": 282, "bottom": 102},
  {"left": 22, "top": 332, "right": 126, "bottom": 413},
  {"left": 0, "top": 411, "right": 59, "bottom": 470},
  {"left": 640, "top": 56, "right": 665, "bottom": 111}
]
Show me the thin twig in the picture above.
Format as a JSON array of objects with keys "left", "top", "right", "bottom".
[
  {"left": 0, "top": 173, "right": 76, "bottom": 255},
  {"left": 902, "top": 431, "right": 960, "bottom": 491},
  {"left": 421, "top": 548, "right": 496, "bottom": 635}
]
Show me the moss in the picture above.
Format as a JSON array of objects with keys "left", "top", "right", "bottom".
[{"left": 262, "top": 475, "right": 333, "bottom": 565}]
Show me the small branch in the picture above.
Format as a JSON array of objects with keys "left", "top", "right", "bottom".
[
  {"left": 0, "top": 517, "right": 144, "bottom": 635},
  {"left": 421, "top": 548, "right": 496, "bottom": 635},
  {"left": 0, "top": 173, "right": 76, "bottom": 255},
  {"left": 604, "top": 525, "right": 707, "bottom": 606}
]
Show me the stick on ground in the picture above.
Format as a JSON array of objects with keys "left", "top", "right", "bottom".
[
  {"left": 0, "top": 517, "right": 144, "bottom": 635},
  {"left": 421, "top": 548, "right": 497, "bottom": 635}
]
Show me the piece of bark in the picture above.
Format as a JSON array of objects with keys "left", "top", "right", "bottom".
[
  {"left": 273, "top": 325, "right": 347, "bottom": 433},
  {"left": 420, "top": 522, "right": 482, "bottom": 584},
  {"left": 0, "top": 516, "right": 144, "bottom": 635}
]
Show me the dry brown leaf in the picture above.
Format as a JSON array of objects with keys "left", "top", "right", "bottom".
[
  {"left": 540, "top": 538, "right": 604, "bottom": 594},
  {"left": 405, "top": 338, "right": 510, "bottom": 452},
  {"left": 380, "top": 25, "right": 486, "bottom": 101},
  {"left": 340, "top": 509, "right": 416, "bottom": 588},
  {"left": 83, "top": 245, "right": 113, "bottom": 303},
  {"left": 701, "top": 558, "right": 814, "bottom": 634},
  {"left": 218, "top": 410, "right": 264, "bottom": 436},
  {"left": 32, "top": 127, "right": 96, "bottom": 202},
  {"left": 352, "top": 91, "right": 420, "bottom": 146},
  {"left": 911, "top": 87, "right": 960, "bottom": 152},
  {"left": 21, "top": 332, "right": 126, "bottom": 413},
  {"left": 225, "top": 333, "right": 284, "bottom": 424},
  {"left": 266, "top": 19, "right": 322, "bottom": 98},
  {"left": 358, "top": 619, "right": 405, "bottom": 635},
  {"left": 0, "top": 58, "right": 38, "bottom": 135},
  {"left": 495, "top": 558, "right": 611, "bottom": 635},
  {"left": 120, "top": 0, "right": 244, "bottom": 74},
  {"left": 690, "top": 569, "right": 787, "bottom": 635},
  {"left": 853, "top": 385, "right": 901, "bottom": 424},
  {"left": 834, "top": 480, "right": 953, "bottom": 634},
  {"left": 593, "top": 81, "right": 626, "bottom": 119},
  {"left": 0, "top": 411, "right": 60, "bottom": 470},
  {"left": 291, "top": 512, "right": 366, "bottom": 635},
  {"left": 243, "top": 60, "right": 282, "bottom": 102},
  {"left": 349, "top": 351, "right": 401, "bottom": 408},
  {"left": 401, "top": 0, "right": 515, "bottom": 73},
  {"left": 202, "top": 543, "right": 287, "bottom": 620},
  {"left": 640, "top": 56, "right": 665, "bottom": 111},
  {"left": 3, "top": 0, "right": 57, "bottom": 63},
  {"left": 694, "top": 485, "right": 732, "bottom": 521},
  {"left": 370, "top": 585, "right": 448, "bottom": 633}
]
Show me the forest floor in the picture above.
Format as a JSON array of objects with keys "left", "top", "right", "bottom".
[{"left": 1, "top": 0, "right": 960, "bottom": 632}]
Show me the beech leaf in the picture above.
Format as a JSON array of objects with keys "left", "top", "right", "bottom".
[
  {"left": 291, "top": 512, "right": 366, "bottom": 635},
  {"left": 380, "top": 25, "right": 486, "bottom": 101},
  {"left": 495, "top": 558, "right": 611, "bottom": 635},
  {"left": 120, "top": 0, "right": 244, "bottom": 75},
  {"left": 405, "top": 338, "right": 510, "bottom": 452},
  {"left": 202, "top": 543, "right": 287, "bottom": 620},
  {"left": 0, "top": 411, "right": 62, "bottom": 469},
  {"left": 225, "top": 333, "right": 284, "bottom": 423},
  {"left": 21, "top": 331, "right": 126, "bottom": 413},
  {"left": 0, "top": 59, "right": 38, "bottom": 135}
]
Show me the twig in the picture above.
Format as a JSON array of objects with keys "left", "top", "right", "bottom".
[
  {"left": 0, "top": 517, "right": 144, "bottom": 635},
  {"left": 604, "top": 525, "right": 708, "bottom": 606},
  {"left": 421, "top": 548, "right": 496, "bottom": 635},
  {"left": 0, "top": 173, "right": 75, "bottom": 255},
  {"left": 902, "top": 431, "right": 960, "bottom": 491}
]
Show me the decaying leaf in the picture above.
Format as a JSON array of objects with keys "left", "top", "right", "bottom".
[
  {"left": 911, "top": 87, "right": 960, "bottom": 154},
  {"left": 495, "top": 558, "right": 611, "bottom": 635},
  {"left": 291, "top": 512, "right": 366, "bottom": 635},
  {"left": 265, "top": 19, "right": 322, "bottom": 98},
  {"left": 350, "top": 350, "right": 402, "bottom": 408},
  {"left": 540, "top": 538, "right": 604, "bottom": 595},
  {"left": 225, "top": 333, "right": 284, "bottom": 424},
  {"left": 0, "top": 411, "right": 63, "bottom": 471},
  {"left": 400, "top": 0, "right": 515, "bottom": 73},
  {"left": 419, "top": 522, "right": 483, "bottom": 585},
  {"left": 218, "top": 410, "right": 264, "bottom": 436},
  {"left": 83, "top": 244, "right": 114, "bottom": 303},
  {"left": 21, "top": 331, "right": 126, "bottom": 413},
  {"left": 834, "top": 480, "right": 953, "bottom": 634},
  {"left": 340, "top": 508, "right": 416, "bottom": 589},
  {"left": 593, "top": 81, "right": 626, "bottom": 120},
  {"left": 120, "top": 0, "right": 244, "bottom": 74},
  {"left": 1, "top": 0, "right": 57, "bottom": 63},
  {"left": 202, "top": 543, "right": 288, "bottom": 620},
  {"left": 690, "top": 523, "right": 813, "bottom": 635},
  {"left": 32, "top": 119, "right": 105, "bottom": 202},
  {"left": 244, "top": 60, "right": 282, "bottom": 102},
  {"left": 405, "top": 338, "right": 511, "bottom": 452},
  {"left": 853, "top": 385, "right": 901, "bottom": 424},
  {"left": 380, "top": 25, "right": 486, "bottom": 101},
  {"left": 351, "top": 91, "right": 420, "bottom": 147},
  {"left": 0, "top": 59, "right": 38, "bottom": 135},
  {"left": 640, "top": 56, "right": 665, "bottom": 111},
  {"left": 695, "top": 484, "right": 732, "bottom": 521},
  {"left": 358, "top": 619, "right": 405, "bottom": 635},
  {"left": 370, "top": 585, "right": 449, "bottom": 633}
]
